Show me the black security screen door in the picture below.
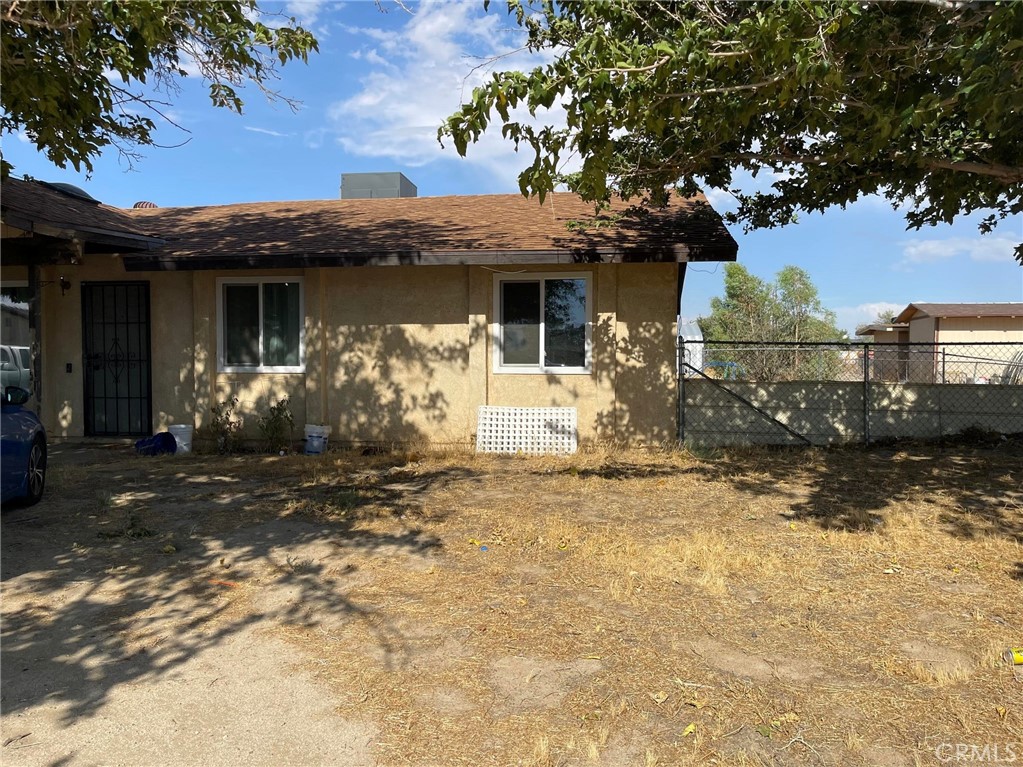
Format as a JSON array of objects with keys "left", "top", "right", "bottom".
[{"left": 82, "top": 282, "right": 152, "bottom": 436}]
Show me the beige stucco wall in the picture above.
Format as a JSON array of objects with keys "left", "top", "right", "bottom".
[
  {"left": 37, "top": 259, "right": 194, "bottom": 438},
  {"left": 321, "top": 265, "right": 471, "bottom": 444},
  {"left": 936, "top": 316, "right": 1023, "bottom": 343},
  {"left": 482, "top": 263, "right": 678, "bottom": 445},
  {"left": 934, "top": 316, "right": 1023, "bottom": 384},
  {"left": 908, "top": 317, "right": 936, "bottom": 344},
  {"left": 34, "top": 258, "right": 681, "bottom": 446},
  {"left": 869, "top": 329, "right": 907, "bottom": 345},
  {"left": 485, "top": 264, "right": 602, "bottom": 442},
  {"left": 188, "top": 269, "right": 310, "bottom": 434}
]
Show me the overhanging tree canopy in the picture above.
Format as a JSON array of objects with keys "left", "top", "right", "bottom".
[
  {"left": 441, "top": 0, "right": 1023, "bottom": 262},
  {"left": 1, "top": 0, "right": 318, "bottom": 176}
]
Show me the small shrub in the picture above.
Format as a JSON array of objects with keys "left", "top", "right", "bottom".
[
  {"left": 258, "top": 397, "right": 294, "bottom": 453},
  {"left": 208, "top": 396, "right": 242, "bottom": 454}
]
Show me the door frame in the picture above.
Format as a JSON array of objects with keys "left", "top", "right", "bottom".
[{"left": 81, "top": 281, "right": 153, "bottom": 437}]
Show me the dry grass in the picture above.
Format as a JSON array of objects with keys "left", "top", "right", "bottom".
[{"left": 38, "top": 442, "right": 1023, "bottom": 766}]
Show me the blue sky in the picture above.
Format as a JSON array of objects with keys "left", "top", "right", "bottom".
[{"left": 3, "top": 0, "right": 1021, "bottom": 335}]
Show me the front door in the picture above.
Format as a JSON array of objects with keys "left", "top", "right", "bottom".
[{"left": 82, "top": 282, "right": 152, "bottom": 436}]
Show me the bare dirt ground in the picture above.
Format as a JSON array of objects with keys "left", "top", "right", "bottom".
[{"left": 1, "top": 440, "right": 1020, "bottom": 766}]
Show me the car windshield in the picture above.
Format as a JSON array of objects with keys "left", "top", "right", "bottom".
[{"left": 17, "top": 348, "right": 29, "bottom": 368}]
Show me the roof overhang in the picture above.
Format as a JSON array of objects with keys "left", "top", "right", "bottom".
[
  {"left": 122, "top": 244, "right": 735, "bottom": 271},
  {"left": 856, "top": 322, "right": 909, "bottom": 336},
  {"left": 1, "top": 208, "right": 165, "bottom": 254}
]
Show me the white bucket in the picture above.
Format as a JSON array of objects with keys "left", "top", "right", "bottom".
[
  {"left": 168, "top": 424, "right": 194, "bottom": 454},
  {"left": 304, "top": 424, "right": 330, "bottom": 455}
]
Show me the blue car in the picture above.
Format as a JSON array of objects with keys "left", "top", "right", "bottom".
[{"left": 1, "top": 386, "right": 47, "bottom": 506}]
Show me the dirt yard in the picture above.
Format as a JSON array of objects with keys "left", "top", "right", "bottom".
[{"left": 1, "top": 440, "right": 1020, "bottom": 766}]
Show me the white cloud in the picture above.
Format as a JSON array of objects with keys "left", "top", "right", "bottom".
[
  {"left": 898, "top": 236, "right": 1018, "bottom": 269},
  {"left": 834, "top": 301, "right": 905, "bottom": 335},
  {"left": 244, "top": 126, "right": 291, "bottom": 138},
  {"left": 327, "top": 0, "right": 571, "bottom": 191},
  {"left": 701, "top": 186, "right": 737, "bottom": 213},
  {"left": 304, "top": 128, "right": 327, "bottom": 149},
  {"left": 283, "top": 0, "right": 333, "bottom": 35},
  {"left": 177, "top": 54, "right": 203, "bottom": 78}
]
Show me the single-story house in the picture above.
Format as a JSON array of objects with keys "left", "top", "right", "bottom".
[
  {"left": 1, "top": 176, "right": 738, "bottom": 447},
  {"left": 856, "top": 302, "right": 1023, "bottom": 383},
  {"left": 1, "top": 298, "right": 30, "bottom": 346}
]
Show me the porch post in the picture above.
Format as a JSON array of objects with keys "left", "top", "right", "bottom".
[{"left": 27, "top": 263, "right": 42, "bottom": 406}]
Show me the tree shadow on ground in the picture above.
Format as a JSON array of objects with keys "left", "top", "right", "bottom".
[
  {"left": 689, "top": 442, "right": 1022, "bottom": 545},
  {"left": 0, "top": 450, "right": 482, "bottom": 724},
  {"left": 540, "top": 462, "right": 685, "bottom": 480}
]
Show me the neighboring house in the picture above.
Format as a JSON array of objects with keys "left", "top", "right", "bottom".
[
  {"left": 1, "top": 176, "right": 738, "bottom": 446},
  {"left": 1, "top": 298, "right": 30, "bottom": 346},
  {"left": 857, "top": 302, "right": 1023, "bottom": 383}
]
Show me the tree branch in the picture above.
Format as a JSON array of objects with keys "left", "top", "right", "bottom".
[
  {"left": 655, "top": 71, "right": 790, "bottom": 103},
  {"left": 601, "top": 55, "right": 670, "bottom": 74},
  {"left": 925, "top": 158, "right": 1023, "bottom": 183}
]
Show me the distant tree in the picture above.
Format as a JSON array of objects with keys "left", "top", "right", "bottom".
[
  {"left": 441, "top": 1, "right": 1023, "bottom": 263},
  {"left": 698, "top": 264, "right": 844, "bottom": 380},
  {"left": 1, "top": 0, "right": 318, "bottom": 176}
]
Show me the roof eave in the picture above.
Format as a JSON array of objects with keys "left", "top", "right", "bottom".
[
  {"left": 1, "top": 209, "right": 166, "bottom": 252},
  {"left": 122, "top": 244, "right": 738, "bottom": 272}
]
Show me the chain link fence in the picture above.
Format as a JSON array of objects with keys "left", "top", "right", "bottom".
[{"left": 678, "top": 340, "right": 1023, "bottom": 447}]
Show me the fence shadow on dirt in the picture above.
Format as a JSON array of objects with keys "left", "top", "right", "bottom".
[{"left": 0, "top": 451, "right": 480, "bottom": 724}]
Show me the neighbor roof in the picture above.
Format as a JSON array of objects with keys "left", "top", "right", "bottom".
[
  {"left": 855, "top": 321, "right": 909, "bottom": 336},
  {"left": 895, "top": 303, "right": 1023, "bottom": 323},
  {"left": 1, "top": 178, "right": 164, "bottom": 253},
  {"left": 121, "top": 192, "right": 738, "bottom": 270}
]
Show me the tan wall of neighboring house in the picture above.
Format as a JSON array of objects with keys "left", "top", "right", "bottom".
[
  {"left": 34, "top": 258, "right": 680, "bottom": 446},
  {"left": 1, "top": 264, "right": 31, "bottom": 347},
  {"left": 894, "top": 315, "right": 1023, "bottom": 384},
  {"left": 935, "top": 316, "right": 1023, "bottom": 384},
  {"left": 908, "top": 317, "right": 936, "bottom": 344},
  {"left": 1, "top": 305, "right": 30, "bottom": 346},
  {"left": 869, "top": 329, "right": 908, "bottom": 345},
  {"left": 936, "top": 316, "right": 1023, "bottom": 343}
]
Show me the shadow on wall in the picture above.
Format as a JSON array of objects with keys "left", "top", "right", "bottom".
[
  {"left": 592, "top": 314, "right": 677, "bottom": 445},
  {"left": 189, "top": 280, "right": 681, "bottom": 448},
  {"left": 324, "top": 322, "right": 475, "bottom": 445},
  {"left": 0, "top": 455, "right": 480, "bottom": 722}
]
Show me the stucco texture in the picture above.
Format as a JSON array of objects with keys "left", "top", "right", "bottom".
[{"left": 34, "top": 261, "right": 680, "bottom": 446}]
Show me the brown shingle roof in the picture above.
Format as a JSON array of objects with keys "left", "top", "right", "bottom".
[
  {"left": 1, "top": 178, "right": 163, "bottom": 251},
  {"left": 896, "top": 303, "right": 1023, "bottom": 322},
  {"left": 121, "top": 192, "right": 737, "bottom": 270}
]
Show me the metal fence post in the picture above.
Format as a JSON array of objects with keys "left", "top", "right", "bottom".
[
  {"left": 863, "top": 343, "right": 871, "bottom": 445},
  {"left": 677, "top": 337, "right": 685, "bottom": 444}
]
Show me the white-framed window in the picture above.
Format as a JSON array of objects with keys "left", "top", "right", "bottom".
[
  {"left": 216, "top": 277, "right": 304, "bottom": 373},
  {"left": 492, "top": 272, "right": 592, "bottom": 374}
]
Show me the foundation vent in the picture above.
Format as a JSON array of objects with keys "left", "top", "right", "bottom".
[{"left": 475, "top": 406, "right": 578, "bottom": 455}]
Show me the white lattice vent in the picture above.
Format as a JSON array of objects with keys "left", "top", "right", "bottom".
[{"left": 476, "top": 406, "right": 578, "bottom": 455}]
